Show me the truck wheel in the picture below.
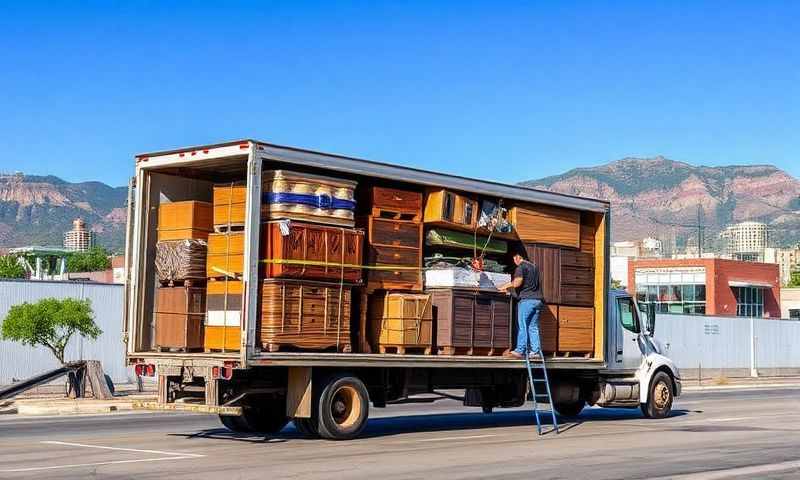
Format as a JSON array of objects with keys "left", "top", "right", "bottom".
[
  {"left": 642, "top": 371, "right": 673, "bottom": 419},
  {"left": 554, "top": 399, "right": 585, "bottom": 417},
  {"left": 315, "top": 375, "right": 369, "bottom": 440},
  {"left": 241, "top": 403, "right": 289, "bottom": 433},
  {"left": 293, "top": 417, "right": 319, "bottom": 437},
  {"left": 219, "top": 414, "right": 250, "bottom": 433}
]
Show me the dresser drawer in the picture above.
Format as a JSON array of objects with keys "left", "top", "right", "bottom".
[
  {"left": 368, "top": 245, "right": 421, "bottom": 266},
  {"left": 370, "top": 186, "right": 422, "bottom": 214},
  {"left": 369, "top": 218, "right": 421, "bottom": 249}
]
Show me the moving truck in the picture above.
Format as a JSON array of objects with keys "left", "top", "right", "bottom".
[{"left": 126, "top": 140, "right": 681, "bottom": 440}]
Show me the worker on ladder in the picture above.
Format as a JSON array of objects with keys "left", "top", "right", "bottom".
[{"left": 499, "top": 249, "right": 544, "bottom": 359}]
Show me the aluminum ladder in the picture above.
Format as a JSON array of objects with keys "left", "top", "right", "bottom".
[{"left": 524, "top": 349, "right": 559, "bottom": 435}]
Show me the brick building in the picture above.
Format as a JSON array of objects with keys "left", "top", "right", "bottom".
[{"left": 628, "top": 258, "right": 781, "bottom": 318}]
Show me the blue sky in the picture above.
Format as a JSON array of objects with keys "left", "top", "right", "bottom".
[{"left": 1, "top": 1, "right": 798, "bottom": 187}]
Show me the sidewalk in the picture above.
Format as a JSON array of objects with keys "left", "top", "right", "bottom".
[
  {"left": 0, "top": 382, "right": 156, "bottom": 417},
  {"left": 681, "top": 375, "right": 800, "bottom": 392}
]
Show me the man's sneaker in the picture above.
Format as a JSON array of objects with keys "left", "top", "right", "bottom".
[
  {"left": 503, "top": 350, "right": 524, "bottom": 359},
  {"left": 528, "top": 352, "right": 543, "bottom": 360}
]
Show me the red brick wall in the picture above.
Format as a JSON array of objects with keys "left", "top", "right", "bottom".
[{"left": 628, "top": 258, "right": 781, "bottom": 318}]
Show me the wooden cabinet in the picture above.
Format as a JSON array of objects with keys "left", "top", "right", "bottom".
[
  {"left": 538, "top": 303, "right": 558, "bottom": 354},
  {"left": 258, "top": 280, "right": 352, "bottom": 352},
  {"left": 369, "top": 292, "right": 433, "bottom": 354},
  {"left": 155, "top": 286, "right": 205, "bottom": 351},
  {"left": 363, "top": 200, "right": 423, "bottom": 292},
  {"left": 370, "top": 186, "right": 422, "bottom": 219},
  {"left": 423, "top": 189, "right": 478, "bottom": 229},
  {"left": 263, "top": 221, "right": 364, "bottom": 283},
  {"left": 510, "top": 204, "right": 580, "bottom": 248},
  {"left": 157, "top": 201, "right": 213, "bottom": 241},
  {"left": 430, "top": 289, "right": 511, "bottom": 355},
  {"left": 524, "top": 244, "right": 594, "bottom": 307},
  {"left": 557, "top": 306, "right": 594, "bottom": 353}
]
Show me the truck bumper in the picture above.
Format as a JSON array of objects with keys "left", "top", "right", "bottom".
[
  {"left": 133, "top": 400, "right": 242, "bottom": 416},
  {"left": 674, "top": 377, "right": 682, "bottom": 397}
]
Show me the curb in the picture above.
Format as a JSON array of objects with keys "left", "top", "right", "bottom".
[
  {"left": 15, "top": 396, "right": 157, "bottom": 416},
  {"left": 683, "top": 383, "right": 800, "bottom": 392}
]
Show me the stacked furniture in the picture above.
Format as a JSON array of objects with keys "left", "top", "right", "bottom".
[
  {"left": 256, "top": 170, "right": 361, "bottom": 353},
  {"left": 360, "top": 186, "right": 426, "bottom": 354},
  {"left": 520, "top": 206, "right": 597, "bottom": 356},
  {"left": 154, "top": 201, "right": 212, "bottom": 351}
]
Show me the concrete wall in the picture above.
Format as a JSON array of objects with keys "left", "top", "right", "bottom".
[
  {"left": 0, "top": 280, "right": 133, "bottom": 385},
  {"left": 657, "top": 313, "right": 800, "bottom": 378}
]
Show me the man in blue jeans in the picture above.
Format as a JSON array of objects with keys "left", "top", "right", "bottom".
[{"left": 499, "top": 250, "right": 544, "bottom": 359}]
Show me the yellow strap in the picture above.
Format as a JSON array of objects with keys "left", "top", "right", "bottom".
[{"left": 259, "top": 258, "right": 422, "bottom": 271}]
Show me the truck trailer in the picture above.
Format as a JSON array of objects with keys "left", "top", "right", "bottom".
[{"left": 127, "top": 140, "right": 681, "bottom": 440}]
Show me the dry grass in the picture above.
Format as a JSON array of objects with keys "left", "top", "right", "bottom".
[{"left": 712, "top": 375, "right": 730, "bottom": 386}]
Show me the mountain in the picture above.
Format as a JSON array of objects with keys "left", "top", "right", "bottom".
[
  {"left": 0, "top": 173, "right": 127, "bottom": 251},
  {"left": 521, "top": 156, "right": 800, "bottom": 249}
]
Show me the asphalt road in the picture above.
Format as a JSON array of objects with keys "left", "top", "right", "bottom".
[{"left": 1, "top": 387, "right": 799, "bottom": 480}]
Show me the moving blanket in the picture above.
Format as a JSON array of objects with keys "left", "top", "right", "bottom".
[
  {"left": 155, "top": 239, "right": 207, "bottom": 283},
  {"left": 425, "top": 228, "right": 508, "bottom": 254},
  {"left": 424, "top": 254, "right": 507, "bottom": 273},
  {"left": 425, "top": 267, "right": 511, "bottom": 291}
]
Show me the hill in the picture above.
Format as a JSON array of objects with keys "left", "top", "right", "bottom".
[
  {"left": 521, "top": 156, "right": 800, "bottom": 249},
  {"left": 0, "top": 173, "right": 127, "bottom": 251}
]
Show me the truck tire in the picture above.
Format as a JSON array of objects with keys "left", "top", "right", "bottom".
[
  {"left": 554, "top": 399, "right": 585, "bottom": 417},
  {"left": 642, "top": 371, "right": 673, "bottom": 419},
  {"left": 220, "top": 399, "right": 289, "bottom": 434},
  {"left": 315, "top": 375, "right": 370, "bottom": 440},
  {"left": 219, "top": 414, "right": 250, "bottom": 433},
  {"left": 293, "top": 417, "right": 319, "bottom": 437}
]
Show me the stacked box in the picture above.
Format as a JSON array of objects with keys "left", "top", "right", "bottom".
[
  {"left": 204, "top": 279, "right": 242, "bottom": 351},
  {"left": 369, "top": 292, "right": 433, "bottom": 354},
  {"left": 157, "top": 201, "right": 213, "bottom": 241},
  {"left": 155, "top": 286, "right": 206, "bottom": 351},
  {"left": 213, "top": 182, "right": 247, "bottom": 228}
]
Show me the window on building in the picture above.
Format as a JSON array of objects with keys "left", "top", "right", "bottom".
[
  {"left": 790, "top": 309, "right": 800, "bottom": 320},
  {"left": 733, "top": 286, "right": 765, "bottom": 317},
  {"left": 634, "top": 269, "right": 706, "bottom": 315}
]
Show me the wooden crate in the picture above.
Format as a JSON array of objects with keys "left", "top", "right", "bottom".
[
  {"left": 430, "top": 288, "right": 511, "bottom": 355},
  {"left": 369, "top": 292, "right": 433, "bottom": 354},
  {"left": 155, "top": 286, "right": 205, "bottom": 350},
  {"left": 157, "top": 201, "right": 213, "bottom": 241},
  {"left": 509, "top": 203, "right": 580, "bottom": 248},
  {"left": 262, "top": 170, "right": 357, "bottom": 227},
  {"left": 213, "top": 182, "right": 247, "bottom": 227},
  {"left": 206, "top": 232, "right": 246, "bottom": 278},
  {"left": 557, "top": 305, "right": 594, "bottom": 353},
  {"left": 204, "top": 279, "right": 242, "bottom": 351},
  {"left": 423, "top": 189, "right": 478, "bottom": 230},
  {"left": 259, "top": 280, "right": 352, "bottom": 352},
  {"left": 262, "top": 221, "right": 364, "bottom": 283}
]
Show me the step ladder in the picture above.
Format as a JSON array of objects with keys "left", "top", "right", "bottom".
[{"left": 524, "top": 349, "right": 559, "bottom": 435}]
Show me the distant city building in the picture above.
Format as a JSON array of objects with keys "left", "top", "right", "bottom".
[
  {"left": 63, "top": 218, "right": 96, "bottom": 252},
  {"left": 629, "top": 257, "right": 781, "bottom": 318},
  {"left": 764, "top": 245, "right": 800, "bottom": 286},
  {"left": 7, "top": 246, "right": 70, "bottom": 280},
  {"left": 719, "top": 221, "right": 768, "bottom": 262},
  {"left": 780, "top": 288, "right": 800, "bottom": 319},
  {"left": 610, "top": 237, "right": 664, "bottom": 287}
]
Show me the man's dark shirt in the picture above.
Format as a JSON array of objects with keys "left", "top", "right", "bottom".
[{"left": 513, "top": 260, "right": 543, "bottom": 300}]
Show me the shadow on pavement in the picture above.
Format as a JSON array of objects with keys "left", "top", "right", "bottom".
[{"left": 170, "top": 407, "right": 690, "bottom": 443}]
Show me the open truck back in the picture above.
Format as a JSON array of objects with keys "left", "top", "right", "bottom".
[{"left": 126, "top": 140, "right": 680, "bottom": 439}]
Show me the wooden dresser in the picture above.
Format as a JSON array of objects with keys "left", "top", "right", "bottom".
[{"left": 429, "top": 288, "right": 511, "bottom": 355}]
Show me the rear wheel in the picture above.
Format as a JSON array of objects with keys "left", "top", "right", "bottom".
[
  {"left": 642, "top": 371, "right": 674, "bottom": 419},
  {"left": 219, "top": 414, "right": 250, "bottom": 432},
  {"left": 554, "top": 399, "right": 585, "bottom": 417},
  {"left": 315, "top": 375, "right": 370, "bottom": 440},
  {"left": 218, "top": 398, "right": 289, "bottom": 434}
]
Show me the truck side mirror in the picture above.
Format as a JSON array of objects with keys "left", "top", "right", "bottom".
[{"left": 646, "top": 302, "right": 656, "bottom": 335}]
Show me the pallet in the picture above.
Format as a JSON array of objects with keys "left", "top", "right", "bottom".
[
  {"left": 379, "top": 345, "right": 432, "bottom": 355},
  {"left": 156, "top": 346, "right": 204, "bottom": 353},
  {"left": 204, "top": 348, "right": 240, "bottom": 353},
  {"left": 157, "top": 278, "right": 206, "bottom": 288},
  {"left": 213, "top": 223, "right": 245, "bottom": 234},
  {"left": 261, "top": 342, "right": 353, "bottom": 353},
  {"left": 437, "top": 346, "right": 500, "bottom": 356},
  {"left": 371, "top": 207, "right": 421, "bottom": 223}
]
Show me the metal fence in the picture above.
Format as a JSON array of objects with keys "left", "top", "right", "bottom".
[
  {"left": 657, "top": 313, "right": 800, "bottom": 378},
  {"left": 0, "top": 280, "right": 133, "bottom": 385}
]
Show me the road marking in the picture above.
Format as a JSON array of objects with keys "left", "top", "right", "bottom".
[
  {"left": 41, "top": 440, "right": 204, "bottom": 457},
  {"left": 416, "top": 434, "right": 498, "bottom": 442},
  {"left": 707, "top": 416, "right": 755, "bottom": 422},
  {"left": 650, "top": 459, "right": 800, "bottom": 479},
  {"left": 0, "top": 441, "right": 204, "bottom": 473}
]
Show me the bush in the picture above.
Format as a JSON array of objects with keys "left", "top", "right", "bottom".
[
  {"left": 0, "top": 255, "right": 25, "bottom": 279},
  {"left": 0, "top": 298, "right": 102, "bottom": 364},
  {"left": 66, "top": 247, "right": 111, "bottom": 273}
]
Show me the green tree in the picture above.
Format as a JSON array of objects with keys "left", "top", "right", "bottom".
[
  {"left": 0, "top": 255, "right": 25, "bottom": 279},
  {"left": 1, "top": 298, "right": 102, "bottom": 364},
  {"left": 66, "top": 247, "right": 111, "bottom": 273},
  {"left": 788, "top": 270, "right": 800, "bottom": 288}
]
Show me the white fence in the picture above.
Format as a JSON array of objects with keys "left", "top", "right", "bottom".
[
  {"left": 0, "top": 280, "right": 133, "bottom": 385},
  {"left": 656, "top": 313, "right": 800, "bottom": 378}
]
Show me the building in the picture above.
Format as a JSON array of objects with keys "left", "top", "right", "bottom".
[
  {"left": 628, "top": 258, "right": 781, "bottom": 318},
  {"left": 63, "top": 218, "right": 96, "bottom": 252},
  {"left": 780, "top": 288, "right": 800, "bottom": 319},
  {"left": 719, "top": 221, "right": 768, "bottom": 262},
  {"left": 764, "top": 245, "right": 800, "bottom": 286},
  {"left": 610, "top": 237, "right": 663, "bottom": 258},
  {"left": 6, "top": 246, "right": 70, "bottom": 280}
]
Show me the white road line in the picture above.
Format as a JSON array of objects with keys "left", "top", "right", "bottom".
[
  {"left": 41, "top": 440, "right": 204, "bottom": 457},
  {"left": 706, "top": 416, "right": 755, "bottom": 422},
  {"left": 651, "top": 459, "right": 800, "bottom": 479},
  {"left": 416, "top": 434, "right": 498, "bottom": 442},
  {"left": 0, "top": 456, "right": 195, "bottom": 473}
]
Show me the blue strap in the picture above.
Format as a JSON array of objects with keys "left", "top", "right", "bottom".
[{"left": 264, "top": 192, "right": 356, "bottom": 211}]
